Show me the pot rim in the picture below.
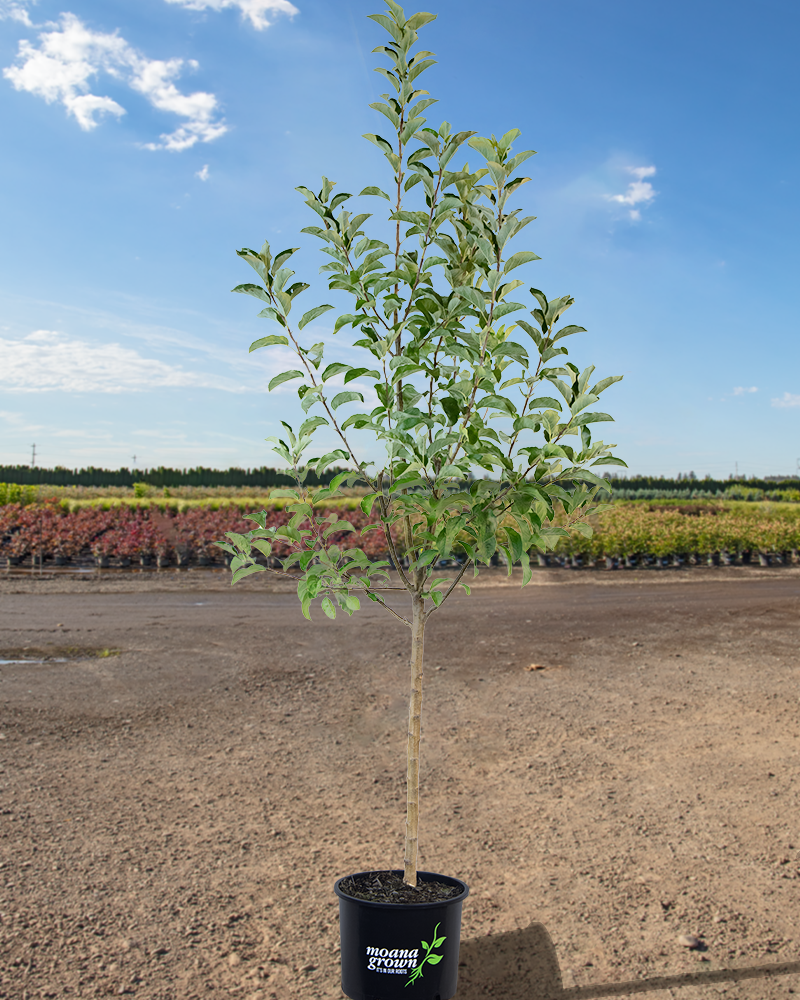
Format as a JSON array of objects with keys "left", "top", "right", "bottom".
[{"left": 334, "top": 869, "right": 469, "bottom": 909}]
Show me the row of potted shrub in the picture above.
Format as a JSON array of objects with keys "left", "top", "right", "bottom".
[
  {"left": 0, "top": 502, "right": 393, "bottom": 567},
  {"left": 2, "top": 501, "right": 799, "bottom": 569},
  {"left": 577, "top": 503, "right": 800, "bottom": 563}
]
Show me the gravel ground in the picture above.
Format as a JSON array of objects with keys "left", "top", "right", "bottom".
[{"left": 1, "top": 565, "right": 799, "bottom": 1000}]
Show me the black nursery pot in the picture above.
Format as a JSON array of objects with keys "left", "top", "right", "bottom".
[{"left": 334, "top": 870, "right": 469, "bottom": 1000}]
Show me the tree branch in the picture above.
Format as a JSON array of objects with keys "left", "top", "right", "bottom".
[
  {"left": 426, "top": 558, "right": 472, "bottom": 615},
  {"left": 280, "top": 320, "right": 377, "bottom": 491},
  {"left": 368, "top": 591, "right": 412, "bottom": 627}
]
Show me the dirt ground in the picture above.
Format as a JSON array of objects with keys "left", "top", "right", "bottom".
[{"left": 1, "top": 565, "right": 799, "bottom": 1000}]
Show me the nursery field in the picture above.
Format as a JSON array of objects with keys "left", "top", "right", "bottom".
[
  {"left": 1, "top": 568, "right": 799, "bottom": 1000},
  {"left": 2, "top": 497, "right": 800, "bottom": 570}
]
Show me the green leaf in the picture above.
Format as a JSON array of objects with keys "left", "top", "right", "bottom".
[
  {"left": 316, "top": 450, "right": 349, "bottom": 474},
  {"left": 363, "top": 132, "right": 395, "bottom": 155},
  {"left": 406, "top": 11, "right": 437, "bottom": 29},
  {"left": 251, "top": 538, "right": 272, "bottom": 559},
  {"left": 590, "top": 374, "right": 624, "bottom": 395},
  {"left": 475, "top": 394, "right": 516, "bottom": 415},
  {"left": 552, "top": 324, "right": 585, "bottom": 343},
  {"left": 570, "top": 392, "right": 600, "bottom": 415},
  {"left": 412, "top": 550, "right": 439, "bottom": 569},
  {"left": 225, "top": 531, "right": 251, "bottom": 552},
  {"left": 321, "top": 362, "right": 351, "bottom": 382},
  {"left": 231, "top": 563, "right": 266, "bottom": 585},
  {"left": 255, "top": 306, "right": 283, "bottom": 324},
  {"left": 519, "top": 549, "right": 532, "bottom": 587},
  {"left": 360, "top": 492, "right": 381, "bottom": 516},
  {"left": 249, "top": 334, "right": 288, "bottom": 352},
  {"left": 493, "top": 342, "right": 528, "bottom": 364},
  {"left": 331, "top": 470, "right": 360, "bottom": 492},
  {"left": 232, "top": 282, "right": 270, "bottom": 303},
  {"left": 344, "top": 367, "right": 380, "bottom": 383},
  {"left": 298, "top": 304, "right": 334, "bottom": 329},
  {"left": 427, "top": 954, "right": 443, "bottom": 965},
  {"left": 493, "top": 301, "right": 525, "bottom": 320},
  {"left": 504, "top": 251, "right": 541, "bottom": 273},
  {"left": 301, "top": 387, "right": 321, "bottom": 412},
  {"left": 321, "top": 597, "right": 336, "bottom": 619},
  {"left": 392, "top": 472, "right": 428, "bottom": 491},
  {"left": 592, "top": 456, "right": 628, "bottom": 466},
  {"left": 273, "top": 246, "right": 299, "bottom": 269},
  {"left": 323, "top": 519, "right": 356, "bottom": 538},
  {"left": 516, "top": 320, "right": 542, "bottom": 347},
  {"left": 441, "top": 396, "right": 460, "bottom": 425},
  {"left": 268, "top": 370, "right": 304, "bottom": 391},
  {"left": 299, "top": 415, "right": 328, "bottom": 436},
  {"left": 359, "top": 186, "right": 391, "bottom": 200},
  {"left": 331, "top": 390, "right": 364, "bottom": 409},
  {"left": 334, "top": 313, "right": 359, "bottom": 332},
  {"left": 340, "top": 412, "right": 373, "bottom": 431},
  {"left": 572, "top": 411, "right": 613, "bottom": 427},
  {"left": 236, "top": 247, "right": 268, "bottom": 281},
  {"left": 455, "top": 285, "right": 486, "bottom": 311}
]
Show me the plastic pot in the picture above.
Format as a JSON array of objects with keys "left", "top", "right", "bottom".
[{"left": 334, "top": 870, "right": 469, "bottom": 1000}]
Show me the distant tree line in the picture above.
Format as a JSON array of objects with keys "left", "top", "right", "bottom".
[
  {"left": 601, "top": 474, "right": 800, "bottom": 494},
  {"left": 1, "top": 465, "right": 799, "bottom": 495},
  {"left": 0, "top": 465, "right": 351, "bottom": 488}
]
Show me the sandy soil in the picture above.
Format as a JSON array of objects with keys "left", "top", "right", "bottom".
[{"left": 1, "top": 565, "right": 799, "bottom": 1000}]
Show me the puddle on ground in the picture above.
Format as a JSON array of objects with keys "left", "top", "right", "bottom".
[
  {"left": 0, "top": 647, "right": 120, "bottom": 664},
  {"left": 0, "top": 658, "right": 69, "bottom": 665}
]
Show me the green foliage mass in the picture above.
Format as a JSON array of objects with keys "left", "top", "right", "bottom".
[{"left": 219, "top": 1, "right": 626, "bottom": 623}]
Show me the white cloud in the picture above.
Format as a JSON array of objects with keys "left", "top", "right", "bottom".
[
  {"left": 0, "top": 0, "right": 35, "bottom": 25},
  {"left": 0, "top": 408, "right": 43, "bottom": 431},
  {"left": 164, "top": 0, "right": 298, "bottom": 31},
  {"left": 196, "top": 163, "right": 210, "bottom": 180},
  {"left": 0, "top": 330, "right": 245, "bottom": 392},
  {"left": 733, "top": 386, "right": 758, "bottom": 395},
  {"left": 606, "top": 165, "right": 657, "bottom": 221},
  {"left": 772, "top": 392, "right": 800, "bottom": 409},
  {"left": 2, "top": 12, "right": 227, "bottom": 149}
]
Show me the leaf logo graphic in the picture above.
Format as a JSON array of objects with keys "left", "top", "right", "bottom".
[{"left": 406, "top": 922, "right": 446, "bottom": 987}]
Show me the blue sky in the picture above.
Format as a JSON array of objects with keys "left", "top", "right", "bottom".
[{"left": 1, "top": 0, "right": 798, "bottom": 479}]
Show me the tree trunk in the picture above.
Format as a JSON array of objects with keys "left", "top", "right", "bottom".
[{"left": 404, "top": 592, "right": 427, "bottom": 886}]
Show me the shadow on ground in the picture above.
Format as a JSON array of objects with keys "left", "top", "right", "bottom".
[{"left": 456, "top": 923, "right": 800, "bottom": 999}]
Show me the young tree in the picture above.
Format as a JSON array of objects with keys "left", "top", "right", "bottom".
[{"left": 218, "top": 0, "right": 625, "bottom": 888}]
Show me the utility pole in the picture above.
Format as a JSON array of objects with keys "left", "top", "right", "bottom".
[
  {"left": 132, "top": 454, "right": 137, "bottom": 467},
  {"left": 31, "top": 444, "right": 36, "bottom": 467}
]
